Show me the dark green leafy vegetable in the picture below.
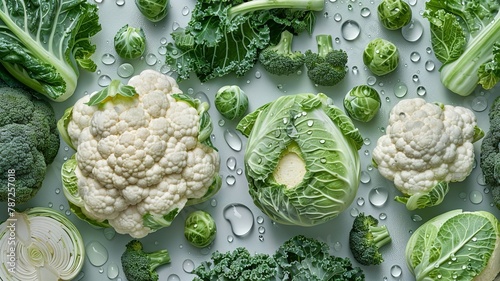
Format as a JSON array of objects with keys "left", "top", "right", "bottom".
[
  {"left": 304, "top": 34, "right": 348, "bottom": 86},
  {"left": 121, "top": 240, "right": 171, "bottom": 281},
  {"left": 349, "top": 213, "right": 391, "bottom": 266},
  {"left": 480, "top": 96, "right": 500, "bottom": 209}
]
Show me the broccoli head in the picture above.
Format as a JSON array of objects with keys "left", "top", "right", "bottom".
[
  {"left": 258, "top": 30, "right": 305, "bottom": 76},
  {"left": 480, "top": 96, "right": 500, "bottom": 209},
  {"left": 121, "top": 239, "right": 171, "bottom": 281},
  {"left": 274, "top": 235, "right": 365, "bottom": 281},
  {"left": 349, "top": 213, "right": 391, "bottom": 266},
  {"left": 0, "top": 87, "right": 59, "bottom": 204},
  {"left": 305, "top": 34, "right": 348, "bottom": 86}
]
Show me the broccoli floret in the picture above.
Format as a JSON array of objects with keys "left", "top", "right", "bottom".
[
  {"left": 258, "top": 30, "right": 305, "bottom": 76},
  {"left": 0, "top": 87, "right": 59, "bottom": 204},
  {"left": 121, "top": 240, "right": 171, "bottom": 281},
  {"left": 480, "top": 96, "right": 500, "bottom": 209},
  {"left": 193, "top": 247, "right": 278, "bottom": 281},
  {"left": 349, "top": 213, "right": 392, "bottom": 266},
  {"left": 305, "top": 34, "right": 348, "bottom": 86},
  {"left": 275, "top": 235, "right": 365, "bottom": 281}
]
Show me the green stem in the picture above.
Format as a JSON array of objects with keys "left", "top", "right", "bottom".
[{"left": 227, "top": 0, "right": 324, "bottom": 19}]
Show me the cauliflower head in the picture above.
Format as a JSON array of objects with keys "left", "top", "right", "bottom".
[
  {"left": 59, "top": 70, "right": 221, "bottom": 238},
  {"left": 372, "top": 98, "right": 484, "bottom": 210}
]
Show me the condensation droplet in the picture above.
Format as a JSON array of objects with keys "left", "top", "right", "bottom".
[
  {"left": 145, "top": 53, "right": 157, "bottom": 66},
  {"left": 391, "top": 265, "right": 403, "bottom": 278},
  {"left": 236, "top": 168, "right": 243, "bottom": 175},
  {"left": 477, "top": 173, "right": 486, "bottom": 186},
  {"left": 367, "top": 76, "right": 377, "bottom": 85},
  {"left": 379, "top": 213, "right": 387, "bottom": 220},
  {"left": 258, "top": 226, "right": 265, "bottom": 234},
  {"left": 167, "top": 274, "right": 181, "bottom": 281},
  {"left": 182, "top": 259, "right": 195, "bottom": 273},
  {"left": 360, "top": 7, "right": 371, "bottom": 17},
  {"left": 227, "top": 235, "right": 234, "bottom": 243},
  {"left": 333, "top": 241, "right": 342, "bottom": 251},
  {"left": 416, "top": 86, "right": 427, "bottom": 96},
  {"left": 181, "top": 6, "right": 190, "bottom": 16},
  {"left": 471, "top": 96, "right": 488, "bottom": 112},
  {"left": 107, "top": 262, "right": 119, "bottom": 279},
  {"left": 360, "top": 171, "right": 371, "bottom": 184},
  {"left": 115, "top": 0, "right": 124, "bottom": 6},
  {"left": 218, "top": 119, "right": 225, "bottom": 127},
  {"left": 401, "top": 20, "right": 424, "bottom": 42},
  {"left": 210, "top": 198, "right": 217, "bottom": 207},
  {"left": 55, "top": 188, "right": 60, "bottom": 194},
  {"left": 226, "top": 156, "right": 237, "bottom": 171},
  {"left": 98, "top": 75, "right": 112, "bottom": 87},
  {"left": 426, "top": 46, "right": 432, "bottom": 54},
  {"left": 223, "top": 203, "right": 254, "bottom": 237},
  {"left": 224, "top": 129, "right": 242, "bottom": 151},
  {"left": 257, "top": 216, "right": 264, "bottom": 224},
  {"left": 412, "top": 74, "right": 419, "bottom": 82},
  {"left": 226, "top": 175, "right": 236, "bottom": 186},
  {"left": 469, "top": 190, "right": 483, "bottom": 204},
  {"left": 117, "top": 63, "right": 135, "bottom": 78},
  {"left": 255, "top": 71, "right": 261, "bottom": 79},
  {"left": 357, "top": 197, "right": 365, "bottom": 206},
  {"left": 369, "top": 187, "right": 389, "bottom": 207},
  {"left": 48, "top": 202, "right": 53, "bottom": 208},
  {"left": 172, "top": 21, "right": 180, "bottom": 31},
  {"left": 425, "top": 60, "right": 435, "bottom": 71},
  {"left": 393, "top": 81, "right": 408, "bottom": 98},
  {"left": 409, "top": 0, "right": 417, "bottom": 5},
  {"left": 157, "top": 45, "right": 167, "bottom": 55},
  {"left": 350, "top": 207, "right": 360, "bottom": 217},
  {"left": 351, "top": 66, "right": 358, "bottom": 75},
  {"left": 410, "top": 51, "right": 421, "bottom": 62},
  {"left": 86, "top": 241, "right": 109, "bottom": 267},
  {"left": 341, "top": 20, "right": 361, "bottom": 41},
  {"left": 333, "top": 13, "right": 342, "bottom": 22},
  {"left": 160, "top": 64, "right": 171, "bottom": 74},
  {"left": 103, "top": 228, "right": 116, "bottom": 240},
  {"left": 101, "top": 53, "right": 116, "bottom": 65},
  {"left": 411, "top": 214, "right": 422, "bottom": 222},
  {"left": 195, "top": 91, "right": 210, "bottom": 106}
]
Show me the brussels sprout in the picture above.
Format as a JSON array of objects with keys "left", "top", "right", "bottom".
[
  {"left": 214, "top": 85, "right": 249, "bottom": 120},
  {"left": 135, "top": 0, "right": 169, "bottom": 22},
  {"left": 184, "top": 210, "right": 217, "bottom": 248},
  {"left": 377, "top": 0, "right": 412, "bottom": 30},
  {"left": 363, "top": 38, "right": 399, "bottom": 76},
  {"left": 114, "top": 24, "right": 146, "bottom": 59},
  {"left": 344, "top": 85, "right": 381, "bottom": 122}
]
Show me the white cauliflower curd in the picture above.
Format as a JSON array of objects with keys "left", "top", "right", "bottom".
[
  {"left": 372, "top": 98, "right": 484, "bottom": 210},
  {"left": 59, "top": 70, "right": 221, "bottom": 238}
]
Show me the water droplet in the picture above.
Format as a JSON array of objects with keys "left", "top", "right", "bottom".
[
  {"left": 255, "top": 71, "right": 261, "bottom": 79},
  {"left": 103, "top": 228, "right": 116, "bottom": 240},
  {"left": 224, "top": 129, "right": 242, "bottom": 151},
  {"left": 408, "top": 0, "right": 417, "bottom": 5},
  {"left": 379, "top": 213, "right": 387, "bottom": 220},
  {"left": 48, "top": 202, "right": 53, "bottom": 208},
  {"left": 471, "top": 96, "right": 488, "bottom": 112},
  {"left": 223, "top": 203, "right": 254, "bottom": 237},
  {"left": 157, "top": 45, "right": 167, "bottom": 55},
  {"left": 167, "top": 274, "right": 181, "bottom": 281},
  {"left": 357, "top": 197, "right": 365, "bottom": 206},
  {"left": 350, "top": 207, "right": 360, "bottom": 217},
  {"left": 258, "top": 226, "right": 265, "bottom": 234},
  {"left": 425, "top": 60, "right": 435, "bottom": 71},
  {"left": 477, "top": 173, "right": 486, "bottom": 186},
  {"left": 227, "top": 235, "right": 234, "bottom": 243},
  {"left": 210, "top": 198, "right": 217, "bottom": 207},
  {"left": 360, "top": 7, "right": 371, "bottom": 17},
  {"left": 411, "top": 214, "right": 423, "bottom": 222},
  {"left": 333, "top": 241, "right": 342, "bottom": 251},
  {"left": 115, "top": 0, "right": 124, "bottom": 6},
  {"left": 117, "top": 63, "right": 134, "bottom": 78},
  {"left": 226, "top": 156, "right": 237, "bottom": 171},
  {"left": 218, "top": 119, "right": 225, "bottom": 127},
  {"left": 107, "top": 262, "right": 119, "bottom": 279},
  {"left": 469, "top": 190, "right": 483, "bottom": 204},
  {"left": 65, "top": 210, "right": 71, "bottom": 216},
  {"left": 410, "top": 51, "right": 421, "bottom": 62},
  {"left": 160, "top": 64, "right": 171, "bottom": 74},
  {"left": 194, "top": 91, "right": 210, "bottom": 105},
  {"left": 259, "top": 235, "right": 265, "bottom": 242},
  {"left": 360, "top": 171, "right": 371, "bottom": 184},
  {"left": 416, "top": 86, "right": 427, "bottom": 96},
  {"left": 145, "top": 53, "right": 157, "bottom": 66},
  {"left": 101, "top": 53, "right": 116, "bottom": 65},
  {"left": 98, "top": 75, "right": 112, "bottom": 87},
  {"left": 393, "top": 81, "right": 408, "bottom": 98},
  {"left": 181, "top": 6, "right": 190, "bottom": 16},
  {"left": 160, "top": 37, "right": 168, "bottom": 45},
  {"left": 236, "top": 168, "right": 243, "bottom": 175},
  {"left": 459, "top": 192, "right": 467, "bottom": 200},
  {"left": 256, "top": 216, "right": 264, "bottom": 224},
  {"left": 182, "top": 259, "right": 195, "bottom": 273},
  {"left": 172, "top": 21, "right": 180, "bottom": 31},
  {"left": 426, "top": 46, "right": 432, "bottom": 54},
  {"left": 86, "top": 241, "right": 109, "bottom": 267},
  {"left": 412, "top": 74, "right": 419, "bottom": 82},
  {"left": 55, "top": 188, "right": 60, "bottom": 194},
  {"left": 367, "top": 76, "right": 377, "bottom": 85},
  {"left": 59, "top": 204, "right": 64, "bottom": 210},
  {"left": 391, "top": 265, "right": 403, "bottom": 278},
  {"left": 352, "top": 66, "right": 358, "bottom": 75},
  {"left": 369, "top": 187, "right": 389, "bottom": 207},
  {"left": 385, "top": 96, "right": 391, "bottom": 103},
  {"left": 334, "top": 37, "right": 341, "bottom": 44},
  {"left": 341, "top": 20, "right": 361, "bottom": 41},
  {"left": 226, "top": 175, "right": 236, "bottom": 186},
  {"left": 401, "top": 19, "right": 424, "bottom": 42},
  {"left": 94, "top": 0, "right": 102, "bottom": 3},
  {"left": 347, "top": 4, "right": 353, "bottom": 10},
  {"left": 333, "top": 13, "right": 342, "bottom": 22}
]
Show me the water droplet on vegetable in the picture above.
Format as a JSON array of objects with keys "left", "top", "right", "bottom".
[
  {"left": 411, "top": 214, "right": 422, "bottom": 222},
  {"left": 223, "top": 203, "right": 254, "bottom": 237},
  {"left": 379, "top": 213, "right": 387, "bottom": 220},
  {"left": 367, "top": 76, "right": 376, "bottom": 85},
  {"left": 98, "top": 75, "right": 112, "bottom": 87},
  {"left": 115, "top": 0, "right": 124, "bottom": 6},
  {"left": 107, "top": 262, "right": 119, "bottom": 279},
  {"left": 360, "top": 171, "right": 371, "bottom": 184},
  {"left": 307, "top": 120, "right": 314, "bottom": 127},
  {"left": 227, "top": 235, "right": 234, "bottom": 243},
  {"left": 333, "top": 241, "right": 342, "bottom": 251},
  {"left": 145, "top": 53, "right": 157, "bottom": 66},
  {"left": 469, "top": 190, "right": 483, "bottom": 204},
  {"left": 333, "top": 13, "right": 342, "bottom": 21},
  {"left": 226, "top": 175, "right": 236, "bottom": 186},
  {"left": 117, "top": 63, "right": 134, "bottom": 78},
  {"left": 410, "top": 52, "right": 421, "bottom": 62},
  {"left": 357, "top": 197, "right": 365, "bottom": 206},
  {"left": 391, "top": 265, "right": 403, "bottom": 277},
  {"left": 471, "top": 96, "right": 488, "bottom": 112},
  {"left": 101, "top": 53, "right": 116, "bottom": 65},
  {"left": 182, "top": 259, "right": 195, "bottom": 273},
  {"left": 224, "top": 129, "right": 242, "bottom": 151},
  {"left": 401, "top": 20, "right": 424, "bottom": 42},
  {"left": 103, "top": 228, "right": 116, "bottom": 240},
  {"left": 341, "top": 20, "right": 361, "bottom": 41},
  {"left": 257, "top": 216, "right": 264, "bottom": 224},
  {"left": 167, "top": 274, "right": 181, "bottom": 281},
  {"left": 425, "top": 60, "right": 435, "bottom": 71},
  {"left": 181, "top": 6, "right": 190, "bottom": 16},
  {"left": 350, "top": 207, "right": 360, "bottom": 217},
  {"left": 86, "top": 241, "right": 109, "bottom": 266},
  {"left": 393, "top": 81, "right": 408, "bottom": 98},
  {"left": 369, "top": 187, "right": 389, "bottom": 207},
  {"left": 360, "top": 7, "right": 371, "bottom": 17}
]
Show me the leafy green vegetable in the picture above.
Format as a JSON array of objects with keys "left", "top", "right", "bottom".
[
  {"left": 0, "top": 207, "right": 85, "bottom": 280},
  {"left": 214, "top": 85, "right": 249, "bottom": 120},
  {"left": 0, "top": 0, "right": 101, "bottom": 101},
  {"left": 405, "top": 210, "right": 500, "bottom": 281},
  {"left": 258, "top": 30, "right": 305, "bottom": 76},
  {"left": 304, "top": 34, "right": 348, "bottom": 86},
  {"left": 184, "top": 210, "right": 217, "bottom": 248},
  {"left": 363, "top": 38, "right": 399, "bottom": 76},
  {"left": 165, "top": 0, "right": 324, "bottom": 82},
  {"left": 192, "top": 235, "right": 365, "bottom": 281},
  {"left": 86, "top": 80, "right": 138, "bottom": 106},
  {"left": 114, "top": 24, "right": 147, "bottom": 59},
  {"left": 0, "top": 87, "right": 59, "bottom": 204},
  {"left": 480, "top": 96, "right": 500, "bottom": 210},
  {"left": 424, "top": 0, "right": 500, "bottom": 96},
  {"left": 377, "top": 0, "right": 412, "bottom": 30},
  {"left": 343, "top": 85, "right": 381, "bottom": 122},
  {"left": 236, "top": 93, "right": 363, "bottom": 226},
  {"left": 349, "top": 213, "right": 391, "bottom": 266},
  {"left": 135, "top": 0, "right": 169, "bottom": 22},
  {"left": 121, "top": 240, "right": 171, "bottom": 281}
]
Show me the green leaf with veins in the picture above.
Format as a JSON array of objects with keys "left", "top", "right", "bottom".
[{"left": 85, "top": 80, "right": 137, "bottom": 106}]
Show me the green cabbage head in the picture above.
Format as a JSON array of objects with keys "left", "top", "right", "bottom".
[{"left": 236, "top": 93, "right": 363, "bottom": 226}]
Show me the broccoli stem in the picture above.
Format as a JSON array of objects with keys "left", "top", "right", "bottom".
[
  {"left": 440, "top": 13, "right": 500, "bottom": 96},
  {"left": 315, "top": 34, "right": 334, "bottom": 57},
  {"left": 269, "top": 30, "right": 294, "bottom": 54},
  {"left": 148, "top": 250, "right": 171, "bottom": 271},
  {"left": 227, "top": 0, "right": 324, "bottom": 19},
  {"left": 369, "top": 225, "right": 391, "bottom": 249}
]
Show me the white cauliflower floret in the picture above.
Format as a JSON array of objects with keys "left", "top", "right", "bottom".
[
  {"left": 62, "top": 70, "right": 220, "bottom": 238},
  {"left": 372, "top": 98, "right": 483, "bottom": 208}
]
